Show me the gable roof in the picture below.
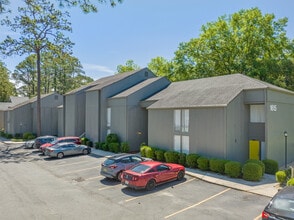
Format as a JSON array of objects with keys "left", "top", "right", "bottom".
[
  {"left": 0, "top": 96, "right": 29, "bottom": 111},
  {"left": 146, "top": 73, "right": 294, "bottom": 109},
  {"left": 86, "top": 68, "right": 153, "bottom": 92},
  {"left": 110, "top": 77, "right": 167, "bottom": 98}
]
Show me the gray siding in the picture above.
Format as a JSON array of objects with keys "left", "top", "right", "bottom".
[
  {"left": 64, "top": 94, "right": 76, "bottom": 136},
  {"left": 58, "top": 106, "right": 64, "bottom": 137},
  {"left": 85, "top": 91, "right": 100, "bottom": 142},
  {"left": 266, "top": 90, "right": 294, "bottom": 167}
]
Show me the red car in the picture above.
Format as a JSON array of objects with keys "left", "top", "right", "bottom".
[
  {"left": 40, "top": 136, "right": 81, "bottom": 154},
  {"left": 121, "top": 161, "right": 185, "bottom": 191}
]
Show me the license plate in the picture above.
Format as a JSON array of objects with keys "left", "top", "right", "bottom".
[{"left": 125, "top": 180, "right": 129, "bottom": 185}]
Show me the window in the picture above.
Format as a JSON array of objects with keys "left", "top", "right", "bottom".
[
  {"left": 250, "top": 105, "right": 265, "bottom": 123},
  {"left": 182, "top": 136, "right": 189, "bottom": 154},
  {"left": 174, "top": 109, "right": 189, "bottom": 132},
  {"left": 174, "top": 135, "right": 190, "bottom": 154},
  {"left": 107, "top": 107, "right": 111, "bottom": 127},
  {"left": 174, "top": 135, "right": 181, "bottom": 152}
]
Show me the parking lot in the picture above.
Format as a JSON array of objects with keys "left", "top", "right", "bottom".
[{"left": 0, "top": 143, "right": 270, "bottom": 220}]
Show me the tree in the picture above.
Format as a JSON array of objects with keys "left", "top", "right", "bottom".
[
  {"left": 0, "top": 0, "right": 10, "bottom": 13},
  {"left": 13, "top": 55, "right": 37, "bottom": 98},
  {"left": 0, "top": 61, "right": 15, "bottom": 101},
  {"left": 0, "top": 0, "right": 73, "bottom": 136},
  {"left": 57, "top": 0, "right": 122, "bottom": 13},
  {"left": 116, "top": 59, "right": 140, "bottom": 73},
  {"left": 147, "top": 56, "right": 175, "bottom": 80},
  {"left": 172, "top": 8, "right": 294, "bottom": 88}
]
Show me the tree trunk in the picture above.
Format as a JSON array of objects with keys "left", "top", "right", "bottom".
[{"left": 36, "top": 50, "right": 41, "bottom": 136}]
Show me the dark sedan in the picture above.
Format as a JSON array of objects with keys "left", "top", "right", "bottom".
[
  {"left": 262, "top": 186, "right": 294, "bottom": 220},
  {"left": 44, "top": 142, "right": 91, "bottom": 159}
]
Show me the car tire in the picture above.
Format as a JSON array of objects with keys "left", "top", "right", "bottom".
[
  {"left": 117, "top": 171, "right": 123, "bottom": 182},
  {"left": 177, "top": 171, "right": 184, "bottom": 181},
  {"left": 57, "top": 152, "right": 64, "bottom": 159},
  {"left": 146, "top": 179, "right": 156, "bottom": 191},
  {"left": 82, "top": 149, "right": 88, "bottom": 155}
]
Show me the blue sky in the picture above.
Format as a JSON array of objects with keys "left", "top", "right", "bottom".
[{"left": 1, "top": 0, "right": 294, "bottom": 80}]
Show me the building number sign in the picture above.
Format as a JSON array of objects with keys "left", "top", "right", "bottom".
[{"left": 270, "top": 104, "right": 277, "bottom": 112}]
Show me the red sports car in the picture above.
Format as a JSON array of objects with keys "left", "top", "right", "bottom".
[{"left": 121, "top": 161, "right": 185, "bottom": 191}]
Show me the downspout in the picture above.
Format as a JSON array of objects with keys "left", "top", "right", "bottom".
[{"left": 98, "top": 90, "right": 101, "bottom": 142}]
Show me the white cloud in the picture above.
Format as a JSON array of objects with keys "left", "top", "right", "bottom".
[{"left": 82, "top": 63, "right": 115, "bottom": 80}]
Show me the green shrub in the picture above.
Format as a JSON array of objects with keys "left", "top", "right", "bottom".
[
  {"left": 164, "top": 151, "right": 179, "bottom": 163},
  {"left": 94, "top": 142, "right": 100, "bottom": 149},
  {"left": 6, "top": 133, "right": 13, "bottom": 139},
  {"left": 178, "top": 153, "right": 186, "bottom": 166},
  {"left": 121, "top": 142, "right": 130, "bottom": 153},
  {"left": 276, "top": 170, "right": 287, "bottom": 185},
  {"left": 86, "top": 140, "right": 93, "bottom": 147},
  {"left": 209, "top": 159, "right": 229, "bottom": 174},
  {"left": 242, "top": 163, "right": 262, "bottom": 181},
  {"left": 145, "top": 147, "right": 156, "bottom": 160},
  {"left": 23, "top": 132, "right": 32, "bottom": 140},
  {"left": 186, "top": 154, "right": 200, "bottom": 168},
  {"left": 245, "top": 159, "right": 265, "bottom": 175},
  {"left": 27, "top": 134, "right": 36, "bottom": 140},
  {"left": 81, "top": 137, "right": 89, "bottom": 145},
  {"left": 109, "top": 142, "right": 120, "bottom": 153},
  {"left": 155, "top": 149, "right": 165, "bottom": 162},
  {"left": 140, "top": 145, "right": 149, "bottom": 157},
  {"left": 102, "top": 143, "right": 109, "bottom": 151},
  {"left": 225, "top": 161, "right": 242, "bottom": 178},
  {"left": 262, "top": 159, "right": 279, "bottom": 175},
  {"left": 106, "top": 133, "right": 119, "bottom": 143},
  {"left": 197, "top": 157, "right": 209, "bottom": 171},
  {"left": 287, "top": 178, "right": 294, "bottom": 186}
]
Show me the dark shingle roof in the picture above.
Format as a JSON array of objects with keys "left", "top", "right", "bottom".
[{"left": 146, "top": 74, "right": 294, "bottom": 109}]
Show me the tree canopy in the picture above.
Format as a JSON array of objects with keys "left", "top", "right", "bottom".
[
  {"left": 0, "top": 61, "right": 15, "bottom": 102},
  {"left": 116, "top": 59, "right": 140, "bottom": 73}
]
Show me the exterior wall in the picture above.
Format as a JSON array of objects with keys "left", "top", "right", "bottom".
[
  {"left": 64, "top": 94, "right": 76, "bottom": 136},
  {"left": 266, "top": 90, "right": 294, "bottom": 167},
  {"left": 85, "top": 90, "right": 99, "bottom": 142},
  {"left": 9, "top": 104, "right": 32, "bottom": 135},
  {"left": 226, "top": 93, "right": 249, "bottom": 163},
  {"left": 148, "top": 109, "right": 174, "bottom": 150},
  {"left": 31, "top": 93, "right": 63, "bottom": 135},
  {"left": 57, "top": 106, "right": 64, "bottom": 137},
  {"left": 110, "top": 98, "right": 127, "bottom": 142},
  {"left": 0, "top": 111, "right": 4, "bottom": 130},
  {"left": 189, "top": 107, "right": 227, "bottom": 158}
]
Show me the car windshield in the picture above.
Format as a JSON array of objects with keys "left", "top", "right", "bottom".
[
  {"left": 50, "top": 140, "right": 59, "bottom": 144},
  {"left": 271, "top": 198, "right": 294, "bottom": 212},
  {"left": 131, "top": 164, "right": 151, "bottom": 173}
]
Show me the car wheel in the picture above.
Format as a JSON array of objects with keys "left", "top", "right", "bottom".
[
  {"left": 177, "top": 171, "right": 184, "bottom": 181},
  {"left": 82, "top": 149, "right": 88, "bottom": 155},
  {"left": 117, "top": 171, "right": 123, "bottom": 182},
  {"left": 146, "top": 179, "right": 156, "bottom": 191},
  {"left": 57, "top": 152, "right": 64, "bottom": 159}
]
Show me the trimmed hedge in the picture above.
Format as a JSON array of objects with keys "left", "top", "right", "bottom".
[
  {"left": 245, "top": 159, "right": 265, "bottom": 175},
  {"left": 178, "top": 153, "right": 186, "bottom": 166},
  {"left": 164, "top": 151, "right": 179, "bottom": 163},
  {"left": 109, "top": 142, "right": 120, "bottom": 153},
  {"left": 209, "top": 159, "right": 228, "bottom": 174},
  {"left": 276, "top": 170, "right": 287, "bottom": 185},
  {"left": 140, "top": 145, "right": 149, "bottom": 157},
  {"left": 186, "top": 154, "right": 200, "bottom": 168},
  {"left": 106, "top": 133, "right": 119, "bottom": 143},
  {"left": 155, "top": 149, "right": 165, "bottom": 162},
  {"left": 121, "top": 142, "right": 130, "bottom": 153},
  {"left": 145, "top": 147, "right": 156, "bottom": 160},
  {"left": 287, "top": 178, "right": 294, "bottom": 186},
  {"left": 197, "top": 157, "right": 209, "bottom": 171},
  {"left": 225, "top": 161, "right": 242, "bottom": 178},
  {"left": 262, "top": 159, "right": 279, "bottom": 175},
  {"left": 243, "top": 163, "right": 262, "bottom": 181}
]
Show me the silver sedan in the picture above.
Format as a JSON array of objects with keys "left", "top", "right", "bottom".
[{"left": 44, "top": 142, "right": 91, "bottom": 159}]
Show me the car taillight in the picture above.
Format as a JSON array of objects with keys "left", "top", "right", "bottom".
[
  {"left": 109, "top": 165, "right": 117, "bottom": 169},
  {"left": 261, "top": 211, "right": 270, "bottom": 219}
]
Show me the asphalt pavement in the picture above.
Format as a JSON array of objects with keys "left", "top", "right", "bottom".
[{"left": 0, "top": 137, "right": 280, "bottom": 198}]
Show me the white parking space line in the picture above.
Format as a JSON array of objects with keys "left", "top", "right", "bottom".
[
  {"left": 164, "top": 188, "right": 231, "bottom": 219},
  {"left": 55, "top": 161, "right": 94, "bottom": 167},
  {"left": 63, "top": 167, "right": 99, "bottom": 175},
  {"left": 85, "top": 175, "right": 104, "bottom": 181},
  {"left": 98, "top": 185, "right": 122, "bottom": 191},
  {"left": 253, "top": 214, "right": 262, "bottom": 220},
  {"left": 125, "top": 178, "right": 196, "bottom": 202}
]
